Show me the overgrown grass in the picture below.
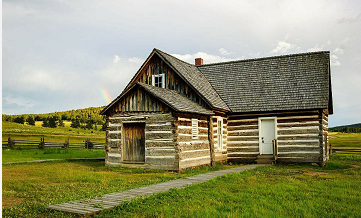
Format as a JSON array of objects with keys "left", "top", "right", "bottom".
[
  {"left": 2, "top": 161, "right": 234, "bottom": 217},
  {"left": 2, "top": 149, "right": 106, "bottom": 163},
  {"left": 95, "top": 154, "right": 361, "bottom": 218},
  {"left": 329, "top": 132, "right": 361, "bottom": 147},
  {"left": 2, "top": 121, "right": 105, "bottom": 142}
]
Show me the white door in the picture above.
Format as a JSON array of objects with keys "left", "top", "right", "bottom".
[{"left": 260, "top": 119, "right": 276, "bottom": 154}]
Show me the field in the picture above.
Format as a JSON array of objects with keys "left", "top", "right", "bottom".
[
  {"left": 2, "top": 121, "right": 105, "bottom": 143},
  {"left": 329, "top": 132, "right": 361, "bottom": 148},
  {"left": 2, "top": 149, "right": 106, "bottom": 163},
  {"left": 2, "top": 162, "right": 233, "bottom": 217}
]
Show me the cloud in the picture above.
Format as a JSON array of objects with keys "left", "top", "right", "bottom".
[
  {"left": 331, "top": 55, "right": 341, "bottom": 66},
  {"left": 307, "top": 44, "right": 324, "bottom": 52},
  {"left": 172, "top": 52, "right": 237, "bottom": 64},
  {"left": 219, "top": 48, "right": 233, "bottom": 56},
  {"left": 270, "top": 41, "right": 296, "bottom": 53},
  {"left": 333, "top": 48, "right": 345, "bottom": 55},
  {"left": 337, "top": 13, "right": 361, "bottom": 24},
  {"left": 113, "top": 55, "right": 120, "bottom": 64},
  {"left": 3, "top": 96, "right": 35, "bottom": 108}
]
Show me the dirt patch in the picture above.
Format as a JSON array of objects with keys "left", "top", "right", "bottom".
[
  {"left": 305, "top": 172, "right": 328, "bottom": 176},
  {"left": 351, "top": 165, "right": 360, "bottom": 168},
  {"left": 2, "top": 197, "right": 25, "bottom": 208}
]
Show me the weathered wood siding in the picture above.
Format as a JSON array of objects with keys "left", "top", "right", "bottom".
[
  {"left": 105, "top": 112, "right": 178, "bottom": 170},
  {"left": 176, "top": 114, "right": 211, "bottom": 170},
  {"left": 227, "top": 116, "right": 259, "bottom": 162},
  {"left": 321, "top": 110, "right": 329, "bottom": 162},
  {"left": 227, "top": 110, "right": 327, "bottom": 164},
  {"left": 108, "top": 86, "right": 170, "bottom": 114},
  {"left": 132, "top": 55, "right": 210, "bottom": 109},
  {"left": 211, "top": 116, "right": 227, "bottom": 162}
]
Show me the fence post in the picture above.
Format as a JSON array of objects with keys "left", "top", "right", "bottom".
[
  {"left": 38, "top": 137, "right": 45, "bottom": 149},
  {"left": 85, "top": 139, "right": 88, "bottom": 149},
  {"left": 8, "top": 137, "right": 14, "bottom": 149},
  {"left": 64, "top": 138, "right": 69, "bottom": 149}
]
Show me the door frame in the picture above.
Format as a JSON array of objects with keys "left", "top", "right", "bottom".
[
  {"left": 121, "top": 121, "right": 146, "bottom": 163},
  {"left": 258, "top": 117, "right": 277, "bottom": 155}
]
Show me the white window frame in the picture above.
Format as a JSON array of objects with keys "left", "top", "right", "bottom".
[
  {"left": 217, "top": 117, "right": 223, "bottom": 150},
  {"left": 192, "top": 119, "right": 198, "bottom": 139},
  {"left": 151, "top": 74, "right": 165, "bottom": 88}
]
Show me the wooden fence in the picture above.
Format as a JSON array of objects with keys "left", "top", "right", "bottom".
[
  {"left": 331, "top": 147, "right": 361, "bottom": 154},
  {"left": 2, "top": 137, "right": 105, "bottom": 150}
]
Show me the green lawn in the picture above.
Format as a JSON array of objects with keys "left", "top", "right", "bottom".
[
  {"left": 2, "top": 121, "right": 105, "bottom": 142},
  {"left": 2, "top": 161, "right": 235, "bottom": 217},
  {"left": 2, "top": 149, "right": 106, "bottom": 163},
  {"left": 329, "top": 132, "right": 361, "bottom": 148},
  {"left": 95, "top": 154, "right": 361, "bottom": 218}
]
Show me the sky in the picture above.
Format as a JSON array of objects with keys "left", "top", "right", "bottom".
[{"left": 2, "top": 0, "right": 361, "bottom": 127}]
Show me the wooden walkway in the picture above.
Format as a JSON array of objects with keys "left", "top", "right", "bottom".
[{"left": 46, "top": 165, "right": 260, "bottom": 216}]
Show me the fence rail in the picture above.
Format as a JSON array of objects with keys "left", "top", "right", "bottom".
[
  {"left": 330, "top": 146, "right": 361, "bottom": 154},
  {"left": 2, "top": 137, "right": 105, "bottom": 150}
]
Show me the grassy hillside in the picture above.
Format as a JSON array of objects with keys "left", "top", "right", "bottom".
[
  {"left": 2, "top": 121, "right": 105, "bottom": 143},
  {"left": 330, "top": 123, "right": 361, "bottom": 133},
  {"left": 329, "top": 132, "right": 361, "bottom": 148}
]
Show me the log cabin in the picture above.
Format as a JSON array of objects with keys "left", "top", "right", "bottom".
[{"left": 100, "top": 48, "right": 333, "bottom": 170}]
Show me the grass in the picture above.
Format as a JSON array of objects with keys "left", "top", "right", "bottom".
[
  {"left": 95, "top": 154, "right": 361, "bottom": 218},
  {"left": 329, "top": 132, "right": 361, "bottom": 148},
  {"left": 2, "top": 149, "right": 106, "bottom": 163},
  {"left": 2, "top": 121, "right": 105, "bottom": 142},
  {"left": 2, "top": 162, "right": 234, "bottom": 217}
]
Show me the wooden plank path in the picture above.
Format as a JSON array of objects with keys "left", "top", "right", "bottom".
[{"left": 46, "top": 165, "right": 261, "bottom": 216}]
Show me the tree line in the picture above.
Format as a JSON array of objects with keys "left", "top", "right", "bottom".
[
  {"left": 330, "top": 126, "right": 361, "bottom": 133},
  {"left": 2, "top": 106, "right": 106, "bottom": 131}
]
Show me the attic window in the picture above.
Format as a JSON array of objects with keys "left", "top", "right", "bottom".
[
  {"left": 192, "top": 119, "right": 198, "bottom": 139},
  {"left": 152, "top": 74, "right": 165, "bottom": 88}
]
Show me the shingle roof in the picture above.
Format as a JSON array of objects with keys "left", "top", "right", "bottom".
[
  {"left": 137, "top": 82, "right": 214, "bottom": 115},
  {"left": 154, "top": 49, "right": 230, "bottom": 111},
  {"left": 197, "top": 51, "right": 332, "bottom": 113}
]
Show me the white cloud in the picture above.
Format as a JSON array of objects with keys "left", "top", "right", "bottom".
[
  {"left": 219, "top": 48, "right": 233, "bottom": 56},
  {"left": 331, "top": 55, "right": 341, "bottom": 66},
  {"left": 3, "top": 96, "right": 35, "bottom": 108},
  {"left": 327, "top": 40, "right": 331, "bottom": 45},
  {"left": 307, "top": 44, "right": 324, "bottom": 52},
  {"left": 333, "top": 48, "right": 345, "bottom": 55},
  {"left": 271, "top": 41, "right": 296, "bottom": 53},
  {"left": 113, "top": 55, "right": 121, "bottom": 64},
  {"left": 172, "top": 52, "right": 236, "bottom": 64}
]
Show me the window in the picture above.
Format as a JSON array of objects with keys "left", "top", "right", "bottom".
[
  {"left": 217, "top": 118, "right": 223, "bottom": 149},
  {"left": 192, "top": 119, "right": 198, "bottom": 139},
  {"left": 152, "top": 74, "right": 165, "bottom": 88}
]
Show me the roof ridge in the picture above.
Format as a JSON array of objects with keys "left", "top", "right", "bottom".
[
  {"left": 154, "top": 48, "right": 194, "bottom": 66},
  {"left": 197, "top": 50, "right": 330, "bottom": 67}
]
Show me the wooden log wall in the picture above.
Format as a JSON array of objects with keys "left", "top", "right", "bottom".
[
  {"left": 109, "top": 86, "right": 170, "bottom": 114},
  {"left": 321, "top": 110, "right": 329, "bottom": 162},
  {"left": 175, "top": 114, "right": 211, "bottom": 170},
  {"left": 106, "top": 112, "right": 178, "bottom": 170},
  {"left": 211, "top": 116, "right": 228, "bottom": 162},
  {"left": 227, "top": 117, "right": 260, "bottom": 162},
  {"left": 227, "top": 110, "right": 326, "bottom": 164},
  {"left": 133, "top": 55, "right": 210, "bottom": 109}
]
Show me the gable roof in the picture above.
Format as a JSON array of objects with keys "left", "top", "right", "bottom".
[
  {"left": 100, "top": 82, "right": 214, "bottom": 115},
  {"left": 197, "top": 51, "right": 332, "bottom": 114},
  {"left": 154, "top": 49, "right": 230, "bottom": 111}
]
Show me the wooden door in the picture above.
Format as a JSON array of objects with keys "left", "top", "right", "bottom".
[
  {"left": 260, "top": 119, "right": 276, "bottom": 154},
  {"left": 122, "top": 123, "right": 145, "bottom": 163}
]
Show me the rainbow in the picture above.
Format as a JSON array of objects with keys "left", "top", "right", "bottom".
[{"left": 99, "top": 88, "right": 113, "bottom": 105}]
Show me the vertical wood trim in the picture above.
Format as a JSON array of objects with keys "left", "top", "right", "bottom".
[{"left": 208, "top": 116, "right": 216, "bottom": 166}]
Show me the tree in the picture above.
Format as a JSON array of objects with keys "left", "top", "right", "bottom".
[
  {"left": 26, "top": 116, "right": 35, "bottom": 126},
  {"left": 58, "top": 120, "right": 65, "bottom": 127},
  {"left": 71, "top": 118, "right": 81, "bottom": 128},
  {"left": 48, "top": 116, "right": 58, "bottom": 128},
  {"left": 42, "top": 118, "right": 49, "bottom": 127},
  {"left": 14, "top": 116, "right": 25, "bottom": 124}
]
